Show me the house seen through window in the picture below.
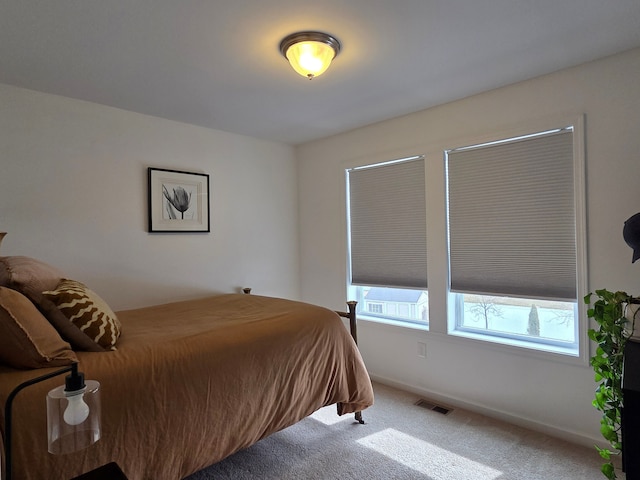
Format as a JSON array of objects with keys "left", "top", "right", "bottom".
[{"left": 362, "top": 287, "right": 428, "bottom": 325}]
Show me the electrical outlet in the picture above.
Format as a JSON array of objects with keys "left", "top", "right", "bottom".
[{"left": 417, "top": 342, "right": 427, "bottom": 358}]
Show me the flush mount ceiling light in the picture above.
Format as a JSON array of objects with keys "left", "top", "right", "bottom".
[{"left": 279, "top": 31, "right": 341, "bottom": 80}]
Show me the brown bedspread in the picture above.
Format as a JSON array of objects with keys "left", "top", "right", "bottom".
[{"left": 0, "top": 294, "right": 374, "bottom": 480}]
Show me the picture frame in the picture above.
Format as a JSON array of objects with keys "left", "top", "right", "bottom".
[{"left": 148, "top": 167, "right": 210, "bottom": 233}]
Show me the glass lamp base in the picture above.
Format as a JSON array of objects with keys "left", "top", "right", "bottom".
[{"left": 47, "top": 380, "right": 101, "bottom": 454}]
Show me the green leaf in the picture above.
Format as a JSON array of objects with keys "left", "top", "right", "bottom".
[
  {"left": 586, "top": 289, "right": 635, "bottom": 479},
  {"left": 605, "top": 409, "right": 619, "bottom": 422},
  {"left": 601, "top": 461, "right": 615, "bottom": 480}
]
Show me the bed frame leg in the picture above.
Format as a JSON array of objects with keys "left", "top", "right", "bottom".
[{"left": 342, "top": 301, "right": 365, "bottom": 425}]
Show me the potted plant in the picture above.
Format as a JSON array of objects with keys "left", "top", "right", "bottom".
[{"left": 586, "top": 289, "right": 639, "bottom": 479}]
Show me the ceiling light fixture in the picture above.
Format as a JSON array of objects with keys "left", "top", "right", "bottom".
[{"left": 279, "top": 31, "right": 341, "bottom": 80}]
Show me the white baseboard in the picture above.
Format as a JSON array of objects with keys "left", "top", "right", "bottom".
[{"left": 369, "top": 373, "right": 604, "bottom": 450}]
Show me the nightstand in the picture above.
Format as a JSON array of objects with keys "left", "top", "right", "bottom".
[{"left": 623, "top": 340, "right": 640, "bottom": 476}]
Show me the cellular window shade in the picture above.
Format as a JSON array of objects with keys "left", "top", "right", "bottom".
[
  {"left": 447, "top": 130, "right": 577, "bottom": 301},
  {"left": 348, "top": 157, "right": 427, "bottom": 289}
]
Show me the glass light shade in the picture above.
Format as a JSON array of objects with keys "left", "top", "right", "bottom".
[
  {"left": 285, "top": 41, "right": 336, "bottom": 79},
  {"left": 47, "top": 380, "right": 101, "bottom": 455},
  {"left": 280, "top": 31, "right": 341, "bottom": 80}
]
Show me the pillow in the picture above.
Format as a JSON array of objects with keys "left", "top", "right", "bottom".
[
  {"left": 0, "top": 255, "right": 64, "bottom": 297},
  {"left": 43, "top": 279, "right": 121, "bottom": 351},
  {"left": 0, "top": 286, "right": 78, "bottom": 369},
  {"left": 35, "top": 296, "right": 106, "bottom": 352},
  {"left": 0, "top": 256, "right": 105, "bottom": 351}
]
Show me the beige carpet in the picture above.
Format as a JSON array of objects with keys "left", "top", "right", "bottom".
[{"left": 185, "top": 382, "right": 612, "bottom": 480}]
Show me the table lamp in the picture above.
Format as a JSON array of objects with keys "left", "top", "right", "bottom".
[{"left": 3, "top": 362, "right": 100, "bottom": 480}]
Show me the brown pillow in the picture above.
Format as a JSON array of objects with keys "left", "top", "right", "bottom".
[
  {"left": 0, "top": 256, "right": 104, "bottom": 351},
  {"left": 43, "top": 279, "right": 121, "bottom": 351},
  {"left": 0, "top": 286, "right": 78, "bottom": 369},
  {"left": 0, "top": 255, "right": 64, "bottom": 297}
]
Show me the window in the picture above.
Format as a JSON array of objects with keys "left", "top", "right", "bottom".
[
  {"left": 446, "top": 126, "right": 584, "bottom": 355},
  {"left": 454, "top": 294, "right": 578, "bottom": 348},
  {"left": 346, "top": 156, "right": 428, "bottom": 327},
  {"left": 368, "top": 303, "right": 383, "bottom": 314},
  {"left": 343, "top": 120, "right": 585, "bottom": 357},
  {"left": 360, "top": 286, "right": 429, "bottom": 325}
]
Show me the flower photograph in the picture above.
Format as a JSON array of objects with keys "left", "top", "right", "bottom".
[
  {"left": 148, "top": 168, "right": 210, "bottom": 232},
  {"left": 162, "top": 184, "right": 194, "bottom": 220}
]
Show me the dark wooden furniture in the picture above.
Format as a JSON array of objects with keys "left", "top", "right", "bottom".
[
  {"left": 622, "top": 339, "right": 640, "bottom": 478},
  {"left": 336, "top": 300, "right": 364, "bottom": 424},
  {"left": 71, "top": 462, "right": 128, "bottom": 480}
]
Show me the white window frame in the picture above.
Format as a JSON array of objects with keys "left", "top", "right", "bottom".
[
  {"left": 451, "top": 293, "right": 580, "bottom": 355},
  {"left": 345, "top": 155, "right": 430, "bottom": 330},
  {"left": 444, "top": 116, "right": 588, "bottom": 362}
]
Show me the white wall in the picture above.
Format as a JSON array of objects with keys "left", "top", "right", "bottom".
[
  {"left": 297, "top": 47, "right": 640, "bottom": 445},
  {"left": 0, "top": 84, "right": 299, "bottom": 310}
]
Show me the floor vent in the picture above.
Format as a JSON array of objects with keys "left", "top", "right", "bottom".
[{"left": 414, "top": 399, "right": 452, "bottom": 415}]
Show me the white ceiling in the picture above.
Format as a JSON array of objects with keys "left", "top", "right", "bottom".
[{"left": 2, "top": 1, "right": 640, "bottom": 145}]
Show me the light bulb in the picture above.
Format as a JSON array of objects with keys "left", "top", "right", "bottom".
[{"left": 63, "top": 390, "right": 90, "bottom": 425}]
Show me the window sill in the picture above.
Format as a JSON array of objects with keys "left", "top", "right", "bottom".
[
  {"left": 355, "top": 315, "right": 588, "bottom": 366},
  {"left": 447, "top": 328, "right": 586, "bottom": 364}
]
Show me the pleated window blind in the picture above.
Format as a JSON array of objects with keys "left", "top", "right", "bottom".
[
  {"left": 447, "top": 129, "right": 577, "bottom": 301},
  {"left": 347, "top": 156, "right": 427, "bottom": 289}
]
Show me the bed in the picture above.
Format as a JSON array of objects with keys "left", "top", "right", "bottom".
[{"left": 0, "top": 256, "right": 374, "bottom": 480}]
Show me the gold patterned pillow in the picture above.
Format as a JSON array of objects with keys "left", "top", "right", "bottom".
[{"left": 43, "top": 279, "right": 121, "bottom": 351}]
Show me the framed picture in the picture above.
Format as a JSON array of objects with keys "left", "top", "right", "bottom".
[{"left": 148, "top": 167, "right": 210, "bottom": 233}]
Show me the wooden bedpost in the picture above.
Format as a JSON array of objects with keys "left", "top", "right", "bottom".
[
  {"left": 346, "top": 300, "right": 357, "bottom": 345},
  {"left": 336, "top": 301, "right": 358, "bottom": 345},
  {"left": 336, "top": 301, "right": 365, "bottom": 424}
]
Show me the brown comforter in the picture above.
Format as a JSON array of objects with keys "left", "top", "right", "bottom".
[{"left": 0, "top": 294, "right": 374, "bottom": 480}]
